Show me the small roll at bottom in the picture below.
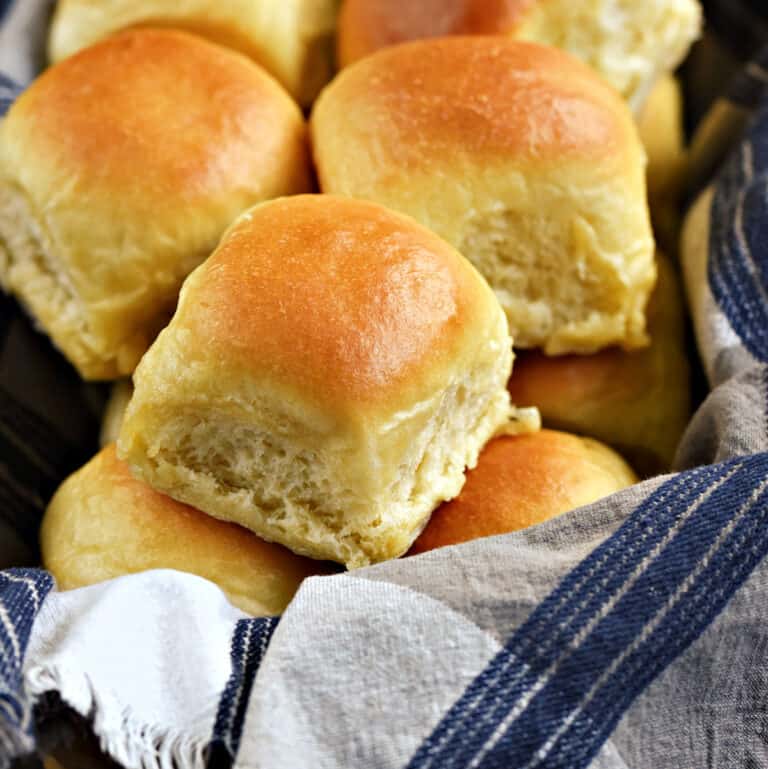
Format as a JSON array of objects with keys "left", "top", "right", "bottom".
[
  {"left": 410, "top": 429, "right": 637, "bottom": 554},
  {"left": 41, "top": 445, "right": 329, "bottom": 616}
]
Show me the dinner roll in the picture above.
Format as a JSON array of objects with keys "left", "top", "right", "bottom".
[
  {"left": 312, "top": 39, "right": 656, "bottom": 355},
  {"left": 337, "top": 0, "right": 701, "bottom": 112},
  {"left": 410, "top": 429, "right": 637, "bottom": 554},
  {"left": 0, "top": 29, "right": 309, "bottom": 380},
  {"left": 48, "top": 0, "right": 338, "bottom": 107},
  {"left": 508, "top": 253, "right": 690, "bottom": 477},
  {"left": 119, "top": 195, "right": 515, "bottom": 569},
  {"left": 639, "top": 75, "right": 687, "bottom": 256},
  {"left": 41, "top": 446, "right": 327, "bottom": 616}
]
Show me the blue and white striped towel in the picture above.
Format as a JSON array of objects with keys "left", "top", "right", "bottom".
[{"left": 3, "top": 2, "right": 768, "bottom": 768}]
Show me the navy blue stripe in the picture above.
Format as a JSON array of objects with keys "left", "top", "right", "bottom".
[
  {"left": 0, "top": 0, "right": 13, "bottom": 24},
  {"left": 764, "top": 366, "right": 768, "bottom": 437},
  {"left": 0, "top": 73, "right": 21, "bottom": 118},
  {"left": 474, "top": 455, "right": 768, "bottom": 769},
  {"left": 539, "top": 472, "right": 768, "bottom": 769},
  {"left": 509, "top": 465, "right": 722, "bottom": 651},
  {"left": 408, "top": 455, "right": 768, "bottom": 769},
  {"left": 0, "top": 569, "right": 54, "bottom": 741},
  {"left": 208, "top": 616, "right": 279, "bottom": 768},
  {"left": 406, "top": 463, "right": 729, "bottom": 769},
  {"left": 0, "top": 73, "right": 19, "bottom": 89}
]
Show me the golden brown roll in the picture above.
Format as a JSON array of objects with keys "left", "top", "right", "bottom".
[
  {"left": 0, "top": 29, "right": 310, "bottom": 381},
  {"left": 638, "top": 75, "right": 687, "bottom": 256},
  {"left": 337, "top": 0, "right": 701, "bottom": 112},
  {"left": 48, "top": 0, "right": 338, "bottom": 107},
  {"left": 410, "top": 429, "right": 637, "bottom": 554},
  {"left": 118, "top": 195, "right": 515, "bottom": 569},
  {"left": 41, "top": 446, "right": 327, "bottom": 616},
  {"left": 312, "top": 38, "right": 656, "bottom": 355},
  {"left": 507, "top": 253, "right": 691, "bottom": 477}
]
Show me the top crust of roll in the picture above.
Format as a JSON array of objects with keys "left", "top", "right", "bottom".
[
  {"left": 10, "top": 29, "right": 305, "bottom": 211},
  {"left": 176, "top": 194, "right": 503, "bottom": 417},
  {"left": 316, "top": 38, "right": 633, "bottom": 176},
  {"left": 48, "top": 0, "right": 339, "bottom": 106}
]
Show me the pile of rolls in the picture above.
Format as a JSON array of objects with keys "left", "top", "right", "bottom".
[{"left": 0, "top": 0, "right": 701, "bottom": 615}]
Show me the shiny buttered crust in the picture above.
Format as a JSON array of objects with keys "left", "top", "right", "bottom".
[
  {"left": 41, "top": 446, "right": 326, "bottom": 616},
  {"left": 410, "top": 429, "right": 637, "bottom": 554},
  {"left": 119, "top": 195, "right": 514, "bottom": 568},
  {"left": 48, "top": 0, "right": 338, "bottom": 106},
  {"left": 508, "top": 253, "right": 691, "bottom": 476},
  {"left": 312, "top": 38, "right": 656, "bottom": 355},
  {"left": 0, "top": 29, "right": 309, "bottom": 380},
  {"left": 337, "top": 0, "right": 701, "bottom": 112}
]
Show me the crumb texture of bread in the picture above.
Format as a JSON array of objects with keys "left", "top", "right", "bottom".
[
  {"left": 48, "top": 0, "right": 338, "bottom": 106},
  {"left": 410, "top": 429, "right": 637, "bottom": 554},
  {"left": 312, "top": 38, "right": 656, "bottom": 355},
  {"left": 41, "top": 445, "right": 326, "bottom": 616},
  {"left": 119, "top": 195, "right": 515, "bottom": 568},
  {"left": 0, "top": 29, "right": 310, "bottom": 379},
  {"left": 337, "top": 0, "right": 702, "bottom": 112}
]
